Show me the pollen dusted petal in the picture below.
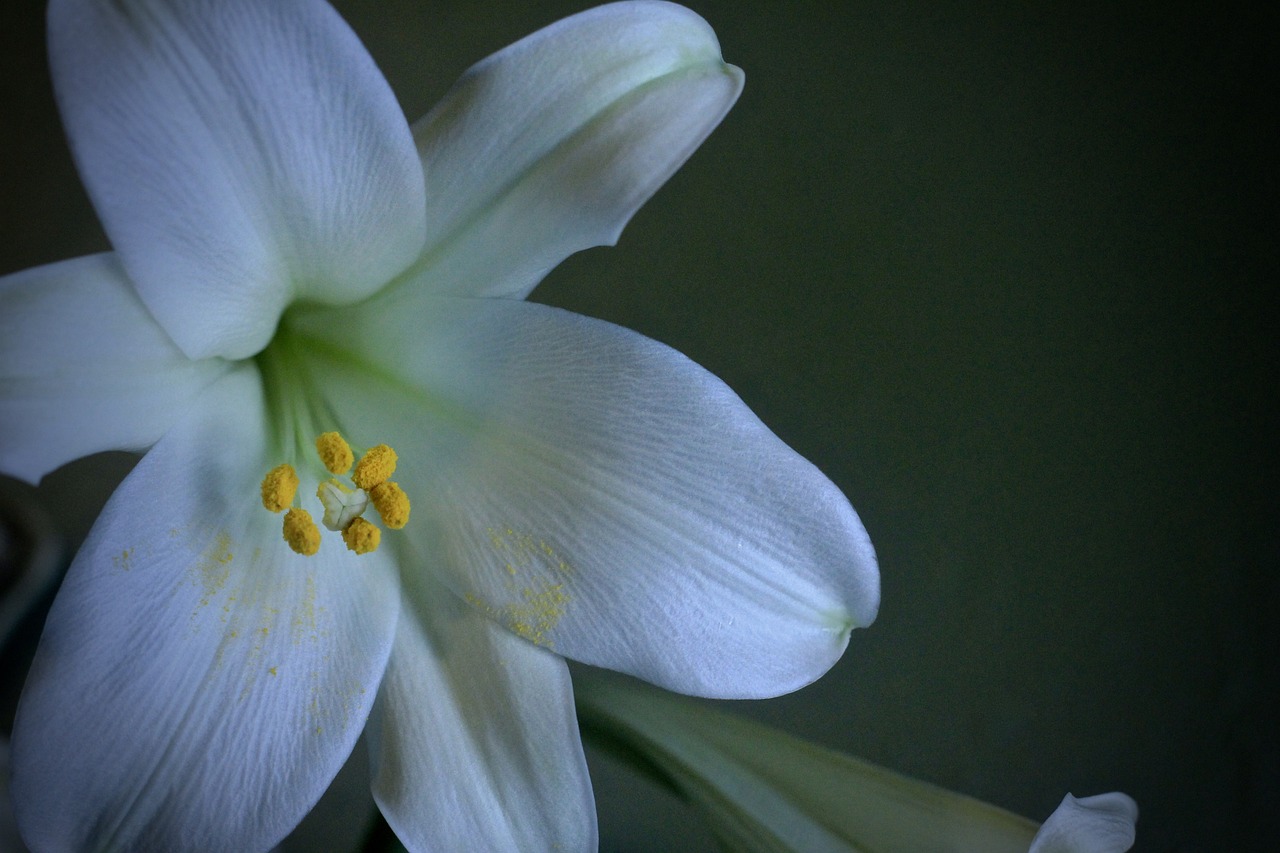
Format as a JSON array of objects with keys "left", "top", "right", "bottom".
[
  {"left": 315, "top": 431, "right": 354, "bottom": 475},
  {"left": 260, "top": 464, "right": 299, "bottom": 513},
  {"left": 7, "top": 370, "right": 401, "bottom": 852},
  {"left": 283, "top": 508, "right": 321, "bottom": 556},
  {"left": 343, "top": 517, "right": 381, "bottom": 554},
  {"left": 366, "top": 569, "right": 595, "bottom": 851},
  {"left": 369, "top": 481, "right": 410, "bottom": 530},
  {"left": 353, "top": 444, "right": 397, "bottom": 490}
]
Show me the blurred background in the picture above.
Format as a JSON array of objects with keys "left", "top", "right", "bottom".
[{"left": 2, "top": 1, "right": 1274, "bottom": 850}]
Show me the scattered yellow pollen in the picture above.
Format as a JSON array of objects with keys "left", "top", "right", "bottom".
[
  {"left": 315, "top": 431, "right": 354, "bottom": 475},
  {"left": 352, "top": 444, "right": 397, "bottom": 490},
  {"left": 282, "top": 508, "right": 321, "bottom": 556},
  {"left": 370, "top": 481, "right": 410, "bottom": 529},
  {"left": 465, "top": 584, "right": 569, "bottom": 649},
  {"left": 342, "top": 517, "right": 381, "bottom": 554},
  {"left": 260, "top": 464, "right": 298, "bottom": 512}
]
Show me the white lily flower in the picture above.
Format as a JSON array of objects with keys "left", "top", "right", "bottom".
[{"left": 0, "top": 1, "right": 879, "bottom": 850}]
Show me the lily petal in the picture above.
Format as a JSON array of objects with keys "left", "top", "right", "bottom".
[
  {"left": 0, "top": 253, "right": 229, "bottom": 483},
  {"left": 1028, "top": 793, "right": 1138, "bottom": 853},
  {"left": 9, "top": 369, "right": 400, "bottom": 852},
  {"left": 366, "top": 560, "right": 595, "bottom": 852},
  {"left": 384, "top": 0, "right": 741, "bottom": 303},
  {"left": 292, "top": 297, "right": 878, "bottom": 698},
  {"left": 46, "top": 0, "right": 427, "bottom": 361}
]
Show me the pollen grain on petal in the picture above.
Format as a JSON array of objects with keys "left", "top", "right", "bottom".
[
  {"left": 260, "top": 464, "right": 299, "bottom": 512},
  {"left": 369, "top": 480, "right": 410, "bottom": 529},
  {"left": 315, "top": 431, "right": 354, "bottom": 475},
  {"left": 283, "top": 508, "right": 321, "bottom": 556},
  {"left": 342, "top": 516, "right": 381, "bottom": 554},
  {"left": 352, "top": 444, "right": 397, "bottom": 490}
]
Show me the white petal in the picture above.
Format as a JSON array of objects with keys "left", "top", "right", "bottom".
[
  {"left": 381, "top": 0, "right": 741, "bottom": 302},
  {"left": 47, "top": 0, "right": 426, "bottom": 360},
  {"left": 9, "top": 369, "right": 400, "bottom": 852},
  {"left": 0, "top": 254, "right": 230, "bottom": 483},
  {"left": 366, "top": 563, "right": 595, "bottom": 852},
  {"left": 1028, "top": 793, "right": 1139, "bottom": 853},
  {"left": 291, "top": 297, "right": 878, "bottom": 698}
]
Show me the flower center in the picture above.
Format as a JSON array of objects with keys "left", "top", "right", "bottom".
[{"left": 260, "top": 431, "right": 411, "bottom": 556}]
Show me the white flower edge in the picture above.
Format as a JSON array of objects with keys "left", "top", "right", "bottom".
[
  {"left": 1028, "top": 792, "right": 1138, "bottom": 853},
  {"left": 371, "top": 0, "right": 744, "bottom": 308}
]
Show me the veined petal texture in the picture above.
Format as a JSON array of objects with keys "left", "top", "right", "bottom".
[
  {"left": 291, "top": 297, "right": 878, "bottom": 698},
  {"left": 46, "top": 0, "right": 426, "bottom": 361}
]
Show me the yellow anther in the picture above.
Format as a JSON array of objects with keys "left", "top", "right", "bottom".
[
  {"left": 342, "top": 516, "right": 381, "bottom": 554},
  {"left": 315, "top": 431, "right": 354, "bottom": 475},
  {"left": 260, "top": 464, "right": 298, "bottom": 513},
  {"left": 282, "top": 508, "right": 320, "bottom": 556},
  {"left": 370, "top": 481, "right": 410, "bottom": 530},
  {"left": 352, "top": 444, "right": 397, "bottom": 490}
]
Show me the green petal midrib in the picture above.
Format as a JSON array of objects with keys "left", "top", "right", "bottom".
[
  {"left": 257, "top": 320, "right": 482, "bottom": 461},
  {"left": 254, "top": 324, "right": 342, "bottom": 463}
]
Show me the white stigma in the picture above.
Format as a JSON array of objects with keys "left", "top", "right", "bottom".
[{"left": 317, "top": 479, "right": 369, "bottom": 532}]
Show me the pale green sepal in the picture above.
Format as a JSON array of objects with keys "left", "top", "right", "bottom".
[{"left": 576, "top": 671, "right": 1042, "bottom": 853}]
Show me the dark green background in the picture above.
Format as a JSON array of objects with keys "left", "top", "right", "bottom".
[{"left": 2, "top": 1, "right": 1273, "bottom": 850}]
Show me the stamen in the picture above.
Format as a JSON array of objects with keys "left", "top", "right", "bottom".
[
  {"left": 317, "top": 478, "right": 369, "bottom": 531},
  {"left": 282, "top": 508, "right": 321, "bottom": 556},
  {"left": 315, "top": 431, "right": 354, "bottom": 475},
  {"left": 261, "top": 436, "right": 408, "bottom": 556},
  {"left": 370, "top": 481, "right": 411, "bottom": 529},
  {"left": 260, "top": 464, "right": 298, "bottom": 513},
  {"left": 342, "top": 516, "right": 381, "bottom": 554},
  {"left": 353, "top": 444, "right": 397, "bottom": 490}
]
